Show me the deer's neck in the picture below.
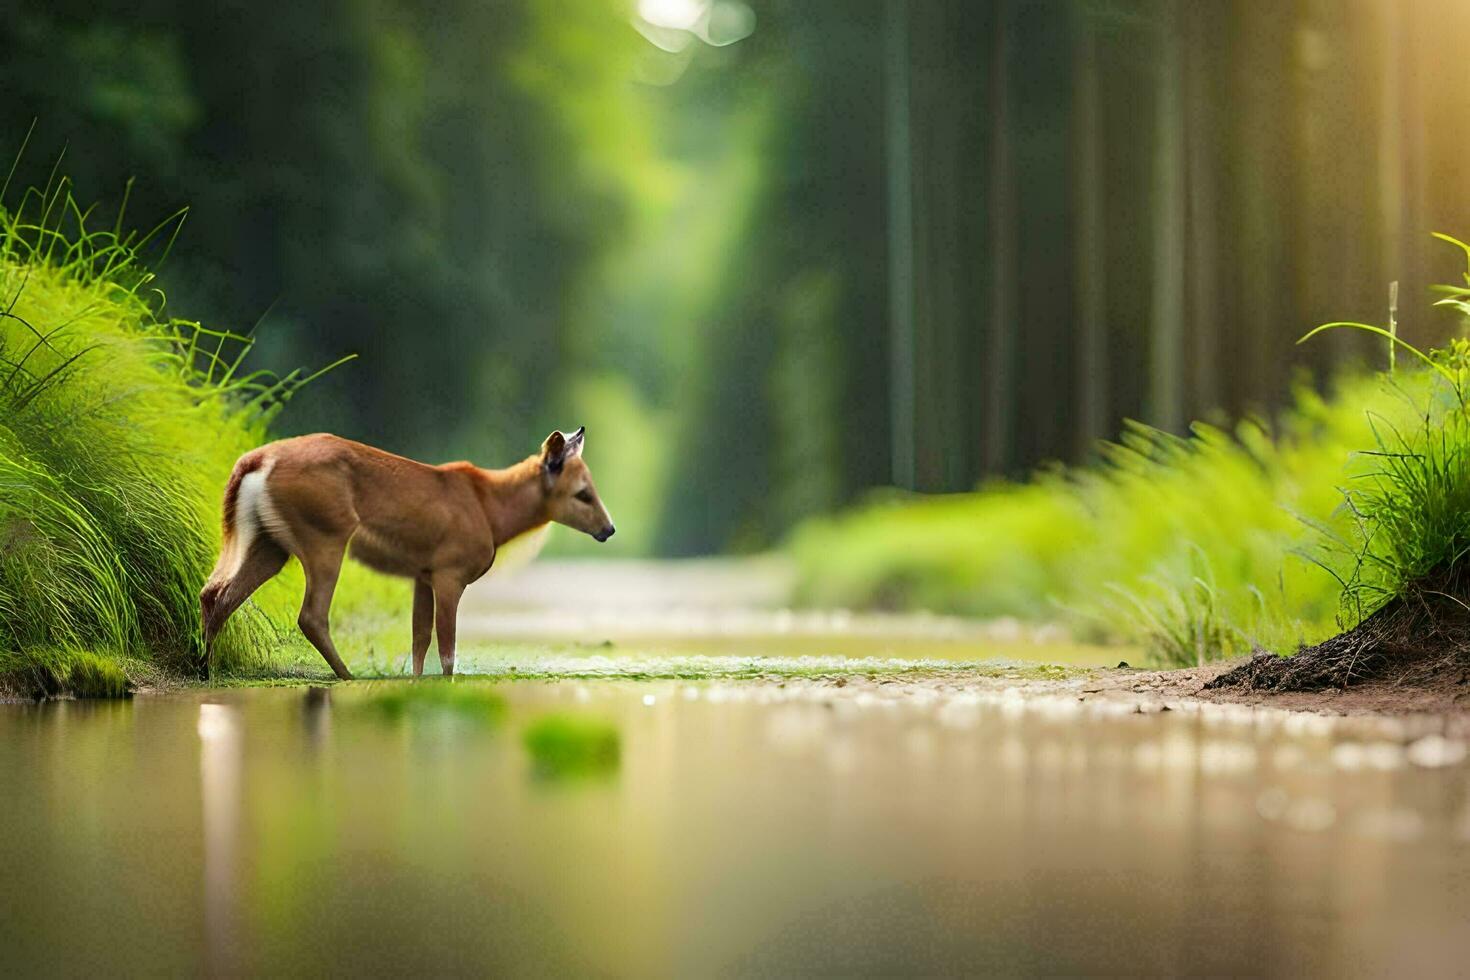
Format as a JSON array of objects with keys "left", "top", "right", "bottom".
[{"left": 480, "top": 456, "right": 549, "bottom": 546}]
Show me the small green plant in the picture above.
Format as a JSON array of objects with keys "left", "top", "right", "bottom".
[{"left": 1104, "top": 547, "right": 1244, "bottom": 667}]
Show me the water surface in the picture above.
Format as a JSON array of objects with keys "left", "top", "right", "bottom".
[{"left": 3, "top": 679, "right": 1469, "bottom": 975}]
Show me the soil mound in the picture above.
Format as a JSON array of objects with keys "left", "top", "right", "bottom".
[{"left": 1206, "top": 588, "right": 1470, "bottom": 694}]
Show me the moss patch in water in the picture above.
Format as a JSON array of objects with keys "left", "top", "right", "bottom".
[{"left": 523, "top": 714, "right": 621, "bottom": 779}]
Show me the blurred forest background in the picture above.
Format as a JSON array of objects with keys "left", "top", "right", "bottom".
[{"left": 3, "top": 0, "right": 1469, "bottom": 556}]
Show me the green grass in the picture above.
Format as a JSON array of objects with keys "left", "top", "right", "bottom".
[
  {"left": 791, "top": 394, "right": 1373, "bottom": 665},
  {"left": 0, "top": 169, "right": 339, "bottom": 696},
  {"left": 1299, "top": 238, "right": 1470, "bottom": 622},
  {"left": 791, "top": 238, "right": 1470, "bottom": 668},
  {"left": 0, "top": 647, "right": 131, "bottom": 698}
]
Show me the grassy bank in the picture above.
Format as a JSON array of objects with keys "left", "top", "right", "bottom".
[
  {"left": 791, "top": 242, "right": 1470, "bottom": 668},
  {"left": 0, "top": 177, "right": 329, "bottom": 696}
]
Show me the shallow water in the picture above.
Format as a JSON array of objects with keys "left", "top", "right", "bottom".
[
  {"left": 456, "top": 557, "right": 1124, "bottom": 667},
  {"left": 3, "top": 679, "right": 1469, "bottom": 975}
]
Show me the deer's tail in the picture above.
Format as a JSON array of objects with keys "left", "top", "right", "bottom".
[{"left": 201, "top": 450, "right": 271, "bottom": 605}]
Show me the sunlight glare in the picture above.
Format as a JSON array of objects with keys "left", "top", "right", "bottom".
[{"left": 638, "top": 0, "right": 707, "bottom": 31}]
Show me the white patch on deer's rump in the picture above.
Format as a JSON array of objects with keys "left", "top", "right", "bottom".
[
  {"left": 250, "top": 458, "right": 297, "bottom": 555},
  {"left": 211, "top": 459, "right": 271, "bottom": 583},
  {"left": 233, "top": 472, "right": 265, "bottom": 561}
]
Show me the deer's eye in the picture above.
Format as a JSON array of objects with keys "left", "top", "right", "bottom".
[{"left": 575, "top": 489, "right": 594, "bottom": 504}]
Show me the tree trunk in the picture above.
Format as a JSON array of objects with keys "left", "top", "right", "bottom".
[
  {"left": 1149, "top": 0, "right": 1186, "bottom": 432},
  {"left": 983, "top": 0, "right": 1016, "bottom": 474},
  {"left": 884, "top": 0, "right": 917, "bottom": 489},
  {"left": 1072, "top": 0, "right": 1107, "bottom": 454}
]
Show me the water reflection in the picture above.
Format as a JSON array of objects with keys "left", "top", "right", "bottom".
[
  {"left": 197, "top": 703, "right": 241, "bottom": 976},
  {"left": 300, "top": 687, "right": 332, "bottom": 755},
  {"left": 1, "top": 682, "right": 1468, "bottom": 974},
  {"left": 351, "top": 678, "right": 508, "bottom": 726}
]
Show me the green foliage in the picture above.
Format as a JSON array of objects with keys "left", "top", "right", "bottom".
[
  {"left": 0, "top": 177, "right": 316, "bottom": 692},
  {"left": 1332, "top": 358, "right": 1470, "bottom": 619},
  {"left": 0, "top": 647, "right": 130, "bottom": 698},
  {"left": 1302, "top": 243, "right": 1470, "bottom": 622},
  {"left": 5, "top": 0, "right": 1468, "bottom": 558},
  {"left": 789, "top": 376, "right": 1407, "bottom": 665},
  {"left": 1103, "top": 549, "right": 1242, "bottom": 669},
  {"left": 523, "top": 713, "right": 621, "bottom": 779},
  {"left": 1430, "top": 233, "right": 1470, "bottom": 321},
  {"left": 0, "top": 0, "right": 667, "bottom": 478},
  {"left": 795, "top": 389, "right": 1352, "bottom": 660},
  {"left": 789, "top": 483, "right": 1086, "bottom": 620},
  {"left": 791, "top": 237, "right": 1470, "bottom": 666}
]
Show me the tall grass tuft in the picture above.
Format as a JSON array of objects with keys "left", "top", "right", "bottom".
[
  {"left": 1298, "top": 235, "right": 1470, "bottom": 627},
  {"left": 0, "top": 171, "right": 336, "bottom": 695}
]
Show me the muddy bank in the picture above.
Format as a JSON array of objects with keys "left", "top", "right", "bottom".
[
  {"left": 1117, "top": 661, "right": 1470, "bottom": 720},
  {"left": 23, "top": 642, "right": 1470, "bottom": 732},
  {"left": 779, "top": 658, "right": 1470, "bottom": 737},
  {"left": 199, "top": 657, "right": 1470, "bottom": 725}
]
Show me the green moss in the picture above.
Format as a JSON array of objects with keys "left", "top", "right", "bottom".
[
  {"left": 523, "top": 714, "right": 620, "bottom": 779},
  {"left": 0, "top": 648, "right": 130, "bottom": 698}
]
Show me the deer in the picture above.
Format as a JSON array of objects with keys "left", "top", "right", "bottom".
[{"left": 198, "top": 427, "right": 612, "bottom": 681}]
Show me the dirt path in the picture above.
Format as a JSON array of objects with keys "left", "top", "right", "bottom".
[{"left": 846, "top": 659, "right": 1470, "bottom": 736}]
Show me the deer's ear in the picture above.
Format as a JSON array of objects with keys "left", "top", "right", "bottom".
[
  {"left": 542, "top": 430, "right": 567, "bottom": 473},
  {"left": 566, "top": 426, "right": 585, "bottom": 458}
]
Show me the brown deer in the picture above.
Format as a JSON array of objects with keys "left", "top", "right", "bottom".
[{"left": 199, "top": 427, "right": 612, "bottom": 680}]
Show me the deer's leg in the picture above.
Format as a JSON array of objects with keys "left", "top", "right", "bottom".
[
  {"left": 411, "top": 578, "right": 434, "bottom": 677},
  {"left": 433, "top": 578, "right": 467, "bottom": 676},
  {"left": 199, "top": 540, "right": 289, "bottom": 680},
  {"left": 296, "top": 535, "right": 354, "bottom": 681}
]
